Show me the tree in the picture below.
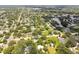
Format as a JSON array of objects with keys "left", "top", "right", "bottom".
[
  {"left": 65, "top": 38, "right": 76, "bottom": 48},
  {"left": 3, "top": 46, "right": 14, "bottom": 54},
  {"left": 12, "top": 44, "right": 25, "bottom": 54},
  {"left": 25, "top": 39, "right": 37, "bottom": 54},
  {"left": 56, "top": 44, "right": 73, "bottom": 54},
  {"left": 8, "top": 40, "right": 16, "bottom": 46},
  {"left": 29, "top": 43, "right": 37, "bottom": 54},
  {"left": 2, "top": 39, "right": 7, "bottom": 44},
  {"left": 0, "top": 38, "right": 3, "bottom": 43},
  {"left": 46, "top": 36, "right": 61, "bottom": 48},
  {"left": 47, "top": 28, "right": 53, "bottom": 34},
  {"left": 32, "top": 28, "right": 41, "bottom": 36},
  {"left": 48, "top": 46, "right": 56, "bottom": 54},
  {"left": 0, "top": 47, "right": 3, "bottom": 53},
  {"left": 37, "top": 39, "right": 43, "bottom": 45},
  {"left": 12, "top": 39, "right": 27, "bottom": 54},
  {"left": 65, "top": 32, "right": 71, "bottom": 37},
  {"left": 42, "top": 30, "right": 49, "bottom": 37}
]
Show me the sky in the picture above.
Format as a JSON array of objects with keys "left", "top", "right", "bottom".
[
  {"left": 0, "top": 0, "right": 79, "bottom": 5},
  {"left": 0, "top": 5, "right": 79, "bottom": 8}
]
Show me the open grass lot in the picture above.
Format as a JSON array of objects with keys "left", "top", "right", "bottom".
[{"left": 0, "top": 6, "right": 79, "bottom": 54}]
